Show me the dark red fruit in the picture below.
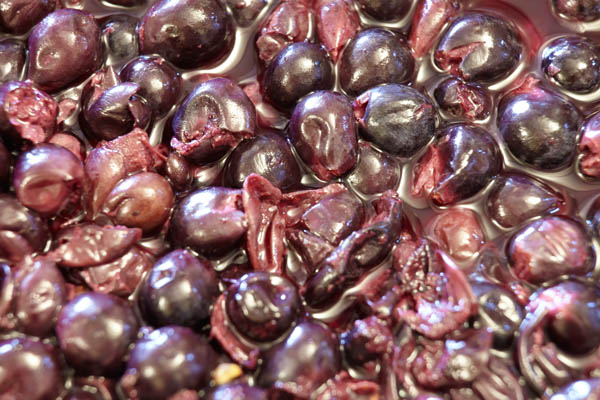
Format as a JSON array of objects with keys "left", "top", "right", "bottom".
[
  {"left": 339, "top": 28, "right": 415, "bottom": 96},
  {"left": 314, "top": 0, "right": 360, "bottom": 62},
  {"left": 553, "top": 0, "right": 600, "bottom": 22},
  {"left": 138, "top": 0, "right": 233, "bottom": 69},
  {"left": 358, "top": 0, "right": 411, "bottom": 21},
  {"left": 409, "top": 0, "right": 459, "bottom": 58},
  {"left": 0, "top": 0, "right": 56, "bottom": 34},
  {"left": 346, "top": 142, "right": 401, "bottom": 195},
  {"left": 433, "top": 77, "right": 492, "bottom": 120},
  {"left": 101, "top": 14, "right": 139, "bottom": 64},
  {"left": 289, "top": 91, "right": 358, "bottom": 181},
  {"left": 0, "top": 39, "right": 26, "bottom": 84}
]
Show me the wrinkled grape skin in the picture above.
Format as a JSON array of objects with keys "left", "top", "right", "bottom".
[
  {"left": 542, "top": 36, "right": 600, "bottom": 94},
  {"left": 56, "top": 292, "right": 139, "bottom": 375},
  {"left": 27, "top": 9, "right": 103, "bottom": 93},
  {"left": 0, "top": 0, "right": 56, "bottom": 34},
  {"left": 471, "top": 282, "right": 524, "bottom": 348},
  {"left": 357, "top": 0, "right": 411, "bottom": 21},
  {"left": 103, "top": 172, "right": 174, "bottom": 234},
  {"left": 225, "top": 130, "right": 301, "bottom": 191},
  {"left": 0, "top": 338, "right": 63, "bottom": 400},
  {"left": 289, "top": 91, "right": 358, "bottom": 181},
  {"left": 257, "top": 321, "right": 341, "bottom": 397},
  {"left": 0, "top": 39, "right": 25, "bottom": 84},
  {"left": 498, "top": 79, "right": 581, "bottom": 171},
  {"left": 139, "top": 249, "right": 218, "bottom": 328},
  {"left": 347, "top": 142, "right": 401, "bottom": 195},
  {"left": 120, "top": 56, "right": 181, "bottom": 117},
  {"left": 262, "top": 42, "right": 335, "bottom": 112},
  {"left": 433, "top": 77, "right": 492, "bottom": 121},
  {"left": 13, "top": 259, "right": 66, "bottom": 337},
  {"left": 101, "top": 14, "right": 139, "bottom": 64},
  {"left": 120, "top": 326, "right": 217, "bottom": 400},
  {"left": 486, "top": 174, "right": 564, "bottom": 229},
  {"left": 339, "top": 28, "right": 415, "bottom": 97},
  {"left": 0, "top": 194, "right": 49, "bottom": 261},
  {"left": 13, "top": 143, "right": 84, "bottom": 216},
  {"left": 169, "top": 187, "right": 246, "bottom": 257},
  {"left": 171, "top": 78, "right": 256, "bottom": 164},
  {"left": 354, "top": 83, "right": 436, "bottom": 158},
  {"left": 226, "top": 272, "right": 301, "bottom": 342},
  {"left": 138, "top": 0, "right": 233, "bottom": 69},
  {"left": 435, "top": 13, "right": 523, "bottom": 83},
  {"left": 508, "top": 217, "right": 594, "bottom": 284}
]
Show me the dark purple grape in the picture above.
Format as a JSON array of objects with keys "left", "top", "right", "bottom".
[
  {"left": 551, "top": 379, "right": 600, "bottom": 400},
  {"left": 262, "top": 42, "right": 334, "bottom": 111},
  {"left": 169, "top": 187, "right": 246, "bottom": 257},
  {"left": 357, "top": 0, "right": 411, "bottom": 21},
  {"left": 102, "top": 172, "right": 174, "bottom": 234},
  {"left": 587, "top": 196, "right": 600, "bottom": 236},
  {"left": 346, "top": 142, "right": 401, "bottom": 195},
  {"left": 138, "top": 0, "right": 233, "bottom": 69},
  {"left": 27, "top": 9, "right": 103, "bottom": 93},
  {"left": 225, "top": 272, "right": 301, "bottom": 342},
  {"left": 56, "top": 292, "right": 139, "bottom": 375},
  {"left": 120, "top": 326, "right": 217, "bottom": 400},
  {"left": 353, "top": 83, "right": 436, "bottom": 158},
  {"left": 542, "top": 36, "right": 600, "bottom": 94},
  {"left": 100, "top": 14, "right": 140, "bottom": 65},
  {"left": 205, "top": 383, "right": 268, "bottom": 400},
  {"left": 433, "top": 77, "right": 492, "bottom": 120},
  {"left": 13, "top": 143, "right": 84, "bottom": 216},
  {"left": 139, "top": 249, "right": 218, "bottom": 328},
  {"left": 545, "top": 281, "right": 600, "bottom": 355},
  {"left": 225, "top": 130, "right": 301, "bottom": 191},
  {"left": 0, "top": 0, "right": 55, "bottom": 34},
  {"left": 171, "top": 78, "right": 256, "bottom": 164},
  {"left": 553, "top": 0, "right": 600, "bottom": 22},
  {"left": 226, "top": 0, "right": 267, "bottom": 27},
  {"left": 257, "top": 321, "right": 341, "bottom": 397},
  {"left": 508, "top": 216, "right": 594, "bottom": 284},
  {"left": 412, "top": 124, "right": 501, "bottom": 206},
  {"left": 435, "top": 13, "right": 523, "bottom": 83},
  {"left": 0, "top": 194, "right": 49, "bottom": 262},
  {"left": 300, "top": 190, "right": 364, "bottom": 245},
  {"left": 0, "top": 337, "right": 63, "bottom": 400},
  {"left": 471, "top": 282, "right": 524, "bottom": 348},
  {"left": 104, "top": 0, "right": 144, "bottom": 6},
  {"left": 13, "top": 258, "right": 66, "bottom": 337},
  {"left": 0, "top": 39, "right": 26, "bottom": 84},
  {"left": 80, "top": 74, "right": 151, "bottom": 142},
  {"left": 498, "top": 78, "right": 581, "bottom": 170},
  {"left": 120, "top": 55, "right": 181, "bottom": 117},
  {"left": 486, "top": 174, "right": 565, "bottom": 229},
  {"left": 339, "top": 28, "right": 414, "bottom": 97},
  {"left": 289, "top": 91, "right": 358, "bottom": 181}
]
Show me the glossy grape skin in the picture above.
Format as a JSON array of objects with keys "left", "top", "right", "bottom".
[
  {"left": 13, "top": 143, "right": 84, "bottom": 216},
  {"left": 138, "top": 0, "right": 233, "bottom": 69},
  {"left": 120, "top": 55, "right": 181, "bottom": 117},
  {"left": 0, "top": 0, "right": 56, "bottom": 34},
  {"left": 169, "top": 187, "right": 246, "bottom": 257},
  {"left": 225, "top": 130, "right": 301, "bottom": 191},
  {"left": 553, "top": 0, "right": 600, "bottom": 22},
  {"left": 205, "top": 383, "right": 268, "bottom": 400},
  {"left": 120, "top": 326, "right": 217, "bottom": 400},
  {"left": 339, "top": 28, "right": 415, "bottom": 96},
  {"left": 27, "top": 9, "right": 103, "bottom": 93},
  {"left": 257, "top": 321, "right": 341, "bottom": 396},
  {"left": 262, "top": 42, "right": 335, "bottom": 112},
  {"left": 139, "top": 249, "right": 218, "bottom": 328},
  {"left": 0, "top": 194, "right": 49, "bottom": 261},
  {"left": 551, "top": 379, "right": 600, "bottom": 400},
  {"left": 542, "top": 36, "right": 600, "bottom": 94},
  {"left": 0, "top": 337, "right": 63, "bottom": 400},
  {"left": 435, "top": 13, "right": 523, "bottom": 83},
  {"left": 225, "top": 272, "right": 301, "bottom": 342},
  {"left": 347, "top": 142, "right": 401, "bottom": 195},
  {"left": 357, "top": 0, "right": 411, "bottom": 21},
  {"left": 354, "top": 83, "right": 436, "bottom": 158},
  {"left": 100, "top": 14, "right": 139, "bottom": 65},
  {"left": 56, "top": 292, "right": 139, "bottom": 375},
  {"left": 289, "top": 90, "right": 358, "bottom": 181},
  {"left": 498, "top": 79, "right": 581, "bottom": 171}
]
